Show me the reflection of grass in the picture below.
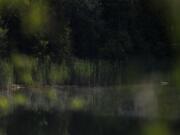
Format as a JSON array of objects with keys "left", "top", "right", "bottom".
[
  {"left": 46, "top": 89, "right": 58, "bottom": 101},
  {"left": 13, "top": 94, "right": 28, "bottom": 106},
  {"left": 142, "top": 122, "right": 170, "bottom": 135},
  {"left": 0, "top": 96, "right": 10, "bottom": 114},
  {"left": 0, "top": 128, "right": 6, "bottom": 135},
  {"left": 0, "top": 0, "right": 49, "bottom": 33},
  {"left": 69, "top": 97, "right": 86, "bottom": 110},
  {"left": 0, "top": 88, "right": 88, "bottom": 118}
]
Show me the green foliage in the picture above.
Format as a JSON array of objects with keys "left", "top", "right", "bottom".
[
  {"left": 0, "top": 0, "right": 173, "bottom": 87},
  {"left": 172, "top": 62, "right": 180, "bottom": 88},
  {"left": 0, "top": 0, "right": 172, "bottom": 62},
  {"left": 22, "top": 1, "right": 49, "bottom": 34},
  {"left": 0, "top": 26, "right": 8, "bottom": 57}
]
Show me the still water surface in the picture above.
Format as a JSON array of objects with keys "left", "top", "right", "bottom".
[{"left": 0, "top": 71, "right": 179, "bottom": 135}]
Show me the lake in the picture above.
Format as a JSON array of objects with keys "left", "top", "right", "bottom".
[{"left": 0, "top": 75, "right": 180, "bottom": 135}]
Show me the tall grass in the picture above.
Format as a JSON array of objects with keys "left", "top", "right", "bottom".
[
  {"left": 0, "top": 61, "right": 14, "bottom": 87},
  {"left": 0, "top": 54, "right": 157, "bottom": 88}
]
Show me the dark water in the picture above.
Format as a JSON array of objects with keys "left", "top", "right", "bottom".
[{"left": 0, "top": 78, "right": 180, "bottom": 135}]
